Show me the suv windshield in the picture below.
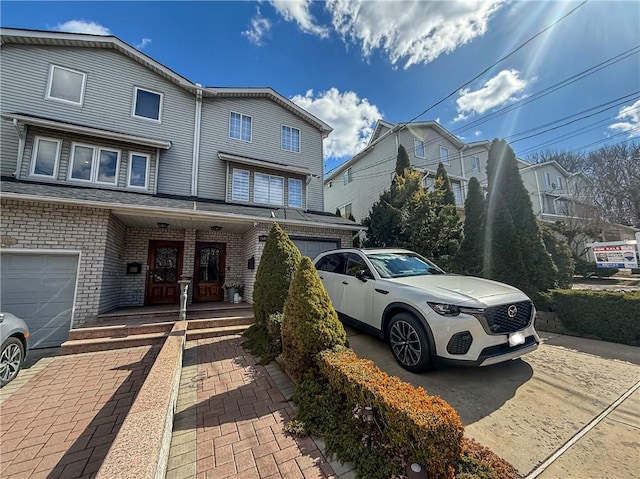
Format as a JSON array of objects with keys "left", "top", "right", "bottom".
[{"left": 365, "top": 252, "right": 445, "bottom": 278}]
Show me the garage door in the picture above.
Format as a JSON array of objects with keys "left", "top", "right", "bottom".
[
  {"left": 292, "top": 238, "right": 340, "bottom": 261},
  {"left": 1, "top": 252, "right": 79, "bottom": 348}
]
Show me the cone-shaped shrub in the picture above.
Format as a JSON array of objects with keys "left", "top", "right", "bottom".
[
  {"left": 253, "top": 223, "right": 301, "bottom": 326},
  {"left": 282, "top": 257, "right": 347, "bottom": 383}
]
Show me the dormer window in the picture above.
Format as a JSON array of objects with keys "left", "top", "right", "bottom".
[
  {"left": 46, "top": 65, "right": 86, "bottom": 106},
  {"left": 229, "top": 112, "right": 252, "bottom": 142},
  {"left": 133, "top": 87, "right": 163, "bottom": 122},
  {"left": 31, "top": 137, "right": 61, "bottom": 178}
]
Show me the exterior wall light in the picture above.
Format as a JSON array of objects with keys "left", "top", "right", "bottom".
[
  {"left": 157, "top": 222, "right": 169, "bottom": 229},
  {"left": 210, "top": 225, "right": 222, "bottom": 231}
]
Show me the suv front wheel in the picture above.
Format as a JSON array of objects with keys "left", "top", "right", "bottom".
[{"left": 388, "top": 313, "right": 432, "bottom": 373}]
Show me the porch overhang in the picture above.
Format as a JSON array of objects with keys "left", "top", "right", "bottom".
[
  {"left": 218, "top": 152, "right": 314, "bottom": 177},
  {"left": 1, "top": 113, "right": 172, "bottom": 150}
]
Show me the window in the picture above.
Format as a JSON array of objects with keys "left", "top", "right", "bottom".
[
  {"left": 232, "top": 169, "right": 250, "bottom": 201},
  {"left": 31, "top": 137, "right": 61, "bottom": 178},
  {"left": 452, "top": 182, "right": 463, "bottom": 205},
  {"left": 133, "top": 87, "right": 162, "bottom": 122},
  {"left": 414, "top": 139, "right": 425, "bottom": 159},
  {"left": 288, "top": 178, "right": 303, "bottom": 208},
  {"left": 315, "top": 253, "right": 346, "bottom": 274},
  {"left": 471, "top": 156, "right": 480, "bottom": 172},
  {"left": 282, "top": 126, "right": 300, "bottom": 152},
  {"left": 128, "top": 153, "right": 150, "bottom": 188},
  {"left": 229, "top": 112, "right": 252, "bottom": 142},
  {"left": 46, "top": 65, "right": 86, "bottom": 106},
  {"left": 68, "top": 144, "right": 120, "bottom": 185},
  {"left": 440, "top": 146, "right": 450, "bottom": 165},
  {"left": 343, "top": 203, "right": 352, "bottom": 219},
  {"left": 422, "top": 176, "right": 435, "bottom": 191},
  {"left": 346, "top": 253, "right": 372, "bottom": 277},
  {"left": 254, "top": 173, "right": 284, "bottom": 205},
  {"left": 556, "top": 176, "right": 563, "bottom": 189},
  {"left": 343, "top": 168, "right": 352, "bottom": 185},
  {"left": 544, "top": 171, "right": 551, "bottom": 186}
]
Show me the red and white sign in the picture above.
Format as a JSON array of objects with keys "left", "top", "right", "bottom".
[{"left": 592, "top": 244, "right": 638, "bottom": 269}]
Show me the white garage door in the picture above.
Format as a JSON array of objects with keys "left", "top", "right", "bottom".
[
  {"left": 1, "top": 252, "right": 79, "bottom": 348},
  {"left": 292, "top": 238, "right": 340, "bottom": 261}
]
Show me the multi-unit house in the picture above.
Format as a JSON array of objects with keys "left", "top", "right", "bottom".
[{"left": 0, "top": 28, "right": 361, "bottom": 348}]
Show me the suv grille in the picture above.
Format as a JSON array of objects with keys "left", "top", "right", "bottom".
[{"left": 482, "top": 301, "right": 532, "bottom": 334}]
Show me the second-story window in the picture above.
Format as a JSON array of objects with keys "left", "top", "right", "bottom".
[
  {"left": 128, "top": 152, "right": 150, "bottom": 189},
  {"left": 452, "top": 181, "right": 463, "bottom": 205},
  {"left": 414, "top": 139, "right": 425, "bottom": 159},
  {"left": 472, "top": 156, "right": 480, "bottom": 172},
  {"left": 255, "top": 173, "right": 284, "bottom": 205},
  {"left": 229, "top": 112, "right": 252, "bottom": 142},
  {"left": 556, "top": 176, "right": 563, "bottom": 189},
  {"left": 69, "top": 144, "right": 120, "bottom": 185},
  {"left": 343, "top": 168, "right": 352, "bottom": 185},
  {"left": 31, "top": 137, "right": 61, "bottom": 178},
  {"left": 288, "top": 178, "right": 303, "bottom": 208},
  {"left": 440, "top": 146, "right": 450, "bottom": 166},
  {"left": 232, "top": 169, "right": 250, "bottom": 201},
  {"left": 46, "top": 65, "right": 86, "bottom": 106},
  {"left": 544, "top": 171, "right": 551, "bottom": 186},
  {"left": 133, "top": 87, "right": 163, "bottom": 122},
  {"left": 282, "top": 126, "right": 300, "bottom": 152}
]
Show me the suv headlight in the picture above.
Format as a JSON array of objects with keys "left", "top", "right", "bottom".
[{"left": 427, "top": 303, "right": 485, "bottom": 317}]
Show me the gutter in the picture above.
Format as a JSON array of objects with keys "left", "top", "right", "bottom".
[
  {"left": 534, "top": 171, "right": 544, "bottom": 215},
  {"left": 12, "top": 119, "right": 25, "bottom": 178},
  {"left": 191, "top": 84, "right": 203, "bottom": 196}
]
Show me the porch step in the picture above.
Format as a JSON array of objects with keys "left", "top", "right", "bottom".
[
  {"left": 95, "top": 304, "right": 253, "bottom": 324},
  {"left": 61, "top": 332, "right": 168, "bottom": 355},
  {"left": 186, "top": 324, "right": 252, "bottom": 340},
  {"left": 186, "top": 315, "right": 254, "bottom": 340},
  {"left": 68, "top": 322, "right": 175, "bottom": 341}
]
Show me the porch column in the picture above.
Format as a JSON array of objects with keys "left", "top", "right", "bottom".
[{"left": 183, "top": 229, "right": 196, "bottom": 304}]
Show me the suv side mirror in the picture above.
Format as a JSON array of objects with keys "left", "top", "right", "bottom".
[{"left": 355, "top": 270, "right": 371, "bottom": 282}]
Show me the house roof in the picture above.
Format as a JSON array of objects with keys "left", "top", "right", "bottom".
[
  {"left": 0, "top": 179, "right": 364, "bottom": 231},
  {"left": 218, "top": 152, "right": 313, "bottom": 177},
  {"left": 2, "top": 113, "right": 172, "bottom": 149},
  {"left": 0, "top": 28, "right": 333, "bottom": 136}
]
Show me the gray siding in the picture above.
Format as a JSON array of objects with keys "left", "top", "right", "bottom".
[
  {"left": 198, "top": 97, "right": 324, "bottom": 210},
  {"left": 0, "top": 44, "right": 195, "bottom": 195},
  {"left": 463, "top": 145, "right": 489, "bottom": 184}
]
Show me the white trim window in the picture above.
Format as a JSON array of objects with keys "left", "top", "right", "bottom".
[
  {"left": 31, "top": 137, "right": 61, "bottom": 178},
  {"left": 288, "top": 178, "right": 303, "bottom": 208},
  {"left": 544, "top": 171, "right": 551, "bottom": 186},
  {"left": 229, "top": 112, "right": 252, "bottom": 142},
  {"left": 282, "top": 125, "right": 300, "bottom": 153},
  {"left": 254, "top": 173, "right": 284, "bottom": 205},
  {"left": 343, "top": 203, "right": 352, "bottom": 219},
  {"left": 414, "top": 139, "right": 425, "bottom": 159},
  {"left": 439, "top": 146, "right": 450, "bottom": 166},
  {"left": 128, "top": 152, "right": 150, "bottom": 189},
  {"left": 68, "top": 143, "right": 121, "bottom": 185},
  {"left": 452, "top": 181, "right": 463, "bottom": 205},
  {"left": 556, "top": 176, "right": 563, "bottom": 189},
  {"left": 231, "top": 168, "right": 250, "bottom": 201},
  {"left": 422, "top": 176, "right": 435, "bottom": 191},
  {"left": 132, "top": 87, "right": 163, "bottom": 122},
  {"left": 343, "top": 167, "right": 352, "bottom": 186},
  {"left": 471, "top": 156, "right": 480, "bottom": 172},
  {"left": 46, "top": 65, "right": 86, "bottom": 106}
]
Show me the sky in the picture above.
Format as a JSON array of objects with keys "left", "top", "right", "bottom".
[{"left": 1, "top": 1, "right": 639, "bottom": 175}]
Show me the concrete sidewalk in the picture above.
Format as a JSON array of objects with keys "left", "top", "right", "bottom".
[{"left": 167, "top": 336, "right": 338, "bottom": 479}]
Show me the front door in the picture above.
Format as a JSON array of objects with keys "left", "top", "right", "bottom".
[
  {"left": 194, "top": 242, "right": 225, "bottom": 302},
  {"left": 146, "top": 240, "right": 184, "bottom": 305}
]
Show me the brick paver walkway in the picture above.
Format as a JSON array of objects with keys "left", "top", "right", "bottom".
[
  {"left": 174, "top": 336, "right": 335, "bottom": 479},
  {"left": 0, "top": 346, "right": 158, "bottom": 479}
]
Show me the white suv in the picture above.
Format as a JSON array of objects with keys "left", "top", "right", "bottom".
[{"left": 313, "top": 248, "right": 539, "bottom": 372}]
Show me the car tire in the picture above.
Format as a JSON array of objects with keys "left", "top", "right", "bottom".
[
  {"left": 388, "top": 312, "right": 432, "bottom": 372},
  {"left": 0, "top": 337, "right": 24, "bottom": 387}
]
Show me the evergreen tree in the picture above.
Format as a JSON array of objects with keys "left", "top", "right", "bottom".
[
  {"left": 335, "top": 208, "right": 342, "bottom": 217},
  {"left": 540, "top": 224, "right": 575, "bottom": 289},
  {"left": 395, "top": 144, "right": 411, "bottom": 177},
  {"left": 253, "top": 223, "right": 301, "bottom": 326},
  {"left": 281, "top": 257, "right": 347, "bottom": 382},
  {"left": 452, "top": 176, "right": 484, "bottom": 275},
  {"left": 435, "top": 162, "right": 456, "bottom": 206},
  {"left": 484, "top": 139, "right": 556, "bottom": 295}
]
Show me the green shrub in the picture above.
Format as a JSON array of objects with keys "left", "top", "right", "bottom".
[
  {"left": 456, "top": 438, "right": 520, "bottom": 479},
  {"left": 253, "top": 223, "right": 301, "bottom": 326},
  {"left": 549, "top": 289, "right": 640, "bottom": 345},
  {"left": 540, "top": 224, "right": 575, "bottom": 288},
  {"left": 266, "top": 311, "right": 283, "bottom": 348},
  {"left": 281, "top": 257, "right": 347, "bottom": 383},
  {"left": 318, "top": 347, "right": 464, "bottom": 479},
  {"left": 573, "top": 257, "right": 618, "bottom": 278},
  {"left": 242, "top": 323, "right": 281, "bottom": 364}
]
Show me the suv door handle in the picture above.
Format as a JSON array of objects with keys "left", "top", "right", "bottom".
[
  {"left": 342, "top": 281, "right": 349, "bottom": 285},
  {"left": 319, "top": 275, "right": 324, "bottom": 280}
]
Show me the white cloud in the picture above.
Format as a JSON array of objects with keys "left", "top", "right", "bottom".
[
  {"left": 454, "top": 69, "right": 528, "bottom": 121},
  {"left": 243, "top": 7, "right": 272, "bottom": 46},
  {"left": 291, "top": 88, "right": 382, "bottom": 159},
  {"left": 474, "top": 130, "right": 482, "bottom": 137},
  {"left": 609, "top": 100, "right": 640, "bottom": 139},
  {"left": 326, "top": 0, "right": 504, "bottom": 68},
  {"left": 54, "top": 20, "right": 110, "bottom": 35},
  {"left": 136, "top": 38, "right": 152, "bottom": 50},
  {"left": 269, "top": 0, "right": 329, "bottom": 38}
]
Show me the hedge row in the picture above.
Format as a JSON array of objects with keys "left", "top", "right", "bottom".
[
  {"left": 543, "top": 289, "right": 640, "bottom": 346},
  {"left": 317, "top": 347, "right": 464, "bottom": 479}
]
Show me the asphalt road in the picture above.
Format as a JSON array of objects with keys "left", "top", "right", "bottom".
[{"left": 345, "top": 328, "right": 640, "bottom": 478}]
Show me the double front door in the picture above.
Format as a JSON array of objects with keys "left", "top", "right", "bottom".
[{"left": 146, "top": 240, "right": 226, "bottom": 305}]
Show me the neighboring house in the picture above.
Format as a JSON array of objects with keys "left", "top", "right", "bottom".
[
  {"left": 325, "top": 119, "right": 491, "bottom": 222},
  {"left": 0, "top": 28, "right": 361, "bottom": 347}
]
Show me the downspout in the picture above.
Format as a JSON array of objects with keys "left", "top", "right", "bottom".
[
  {"left": 154, "top": 148, "right": 160, "bottom": 194},
  {"left": 12, "top": 119, "right": 25, "bottom": 178},
  {"left": 460, "top": 145, "right": 467, "bottom": 202},
  {"left": 225, "top": 161, "right": 229, "bottom": 201},
  {"left": 191, "top": 84, "right": 203, "bottom": 197},
  {"left": 534, "top": 170, "right": 544, "bottom": 216}
]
